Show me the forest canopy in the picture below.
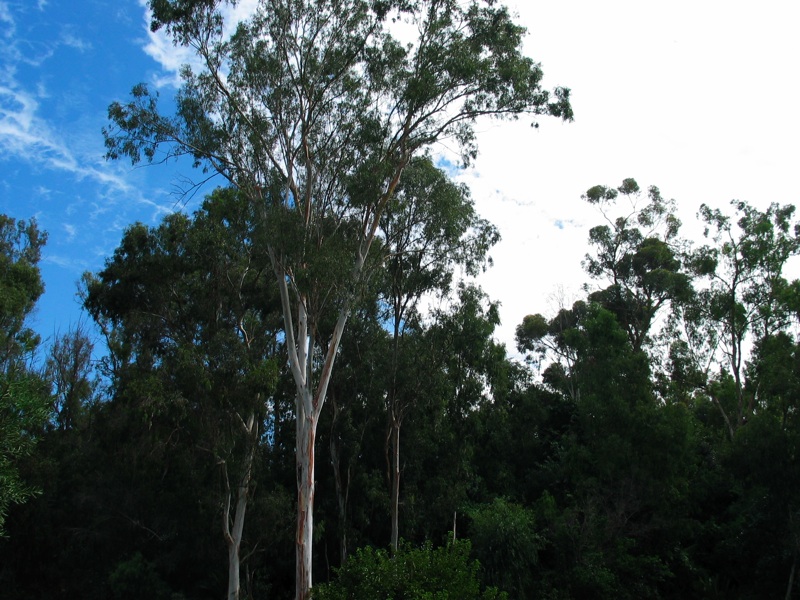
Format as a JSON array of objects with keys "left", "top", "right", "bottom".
[{"left": 2, "top": 179, "right": 800, "bottom": 599}]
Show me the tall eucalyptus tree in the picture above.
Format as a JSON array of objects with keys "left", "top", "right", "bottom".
[
  {"left": 379, "top": 155, "right": 498, "bottom": 550},
  {"left": 686, "top": 200, "right": 800, "bottom": 438},
  {"left": 104, "top": 1, "right": 572, "bottom": 595}
]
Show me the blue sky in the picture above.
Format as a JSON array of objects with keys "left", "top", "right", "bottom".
[
  {"left": 1, "top": 0, "right": 199, "bottom": 346},
  {"left": 2, "top": 0, "right": 799, "bottom": 352}
]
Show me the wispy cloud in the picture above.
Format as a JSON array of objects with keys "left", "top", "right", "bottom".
[
  {"left": 62, "top": 223, "right": 76, "bottom": 242},
  {"left": 0, "top": 84, "right": 120, "bottom": 185},
  {"left": 0, "top": 2, "right": 15, "bottom": 37},
  {"left": 0, "top": 5, "right": 56, "bottom": 72},
  {"left": 44, "top": 253, "right": 89, "bottom": 272},
  {"left": 0, "top": 77, "right": 175, "bottom": 226},
  {"left": 60, "top": 29, "right": 92, "bottom": 52}
]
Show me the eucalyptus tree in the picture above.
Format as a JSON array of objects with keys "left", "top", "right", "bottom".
[
  {"left": 0, "top": 216, "right": 47, "bottom": 375},
  {"left": 379, "top": 155, "right": 498, "bottom": 550},
  {"left": 515, "top": 300, "right": 586, "bottom": 400},
  {"left": 44, "top": 325, "right": 96, "bottom": 431},
  {"left": 516, "top": 300, "right": 699, "bottom": 598},
  {"left": 104, "top": 0, "right": 572, "bottom": 596},
  {"left": 84, "top": 188, "right": 282, "bottom": 600},
  {"left": 0, "top": 215, "right": 51, "bottom": 535},
  {"left": 581, "top": 178, "right": 691, "bottom": 354},
  {"left": 685, "top": 200, "right": 800, "bottom": 439},
  {"left": 518, "top": 179, "right": 691, "bottom": 400},
  {"left": 401, "top": 283, "right": 508, "bottom": 535}
]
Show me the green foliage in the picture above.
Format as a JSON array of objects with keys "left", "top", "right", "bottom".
[
  {"left": 468, "top": 498, "right": 542, "bottom": 599},
  {"left": 0, "top": 373, "right": 50, "bottom": 535},
  {"left": 312, "top": 540, "right": 507, "bottom": 600},
  {"left": 0, "top": 215, "right": 47, "bottom": 373},
  {"left": 79, "top": 189, "right": 288, "bottom": 597},
  {"left": 108, "top": 552, "right": 179, "bottom": 600},
  {"left": 581, "top": 178, "right": 690, "bottom": 353},
  {"left": 0, "top": 214, "right": 51, "bottom": 536},
  {"left": 683, "top": 200, "right": 800, "bottom": 438},
  {"left": 44, "top": 326, "right": 96, "bottom": 430}
]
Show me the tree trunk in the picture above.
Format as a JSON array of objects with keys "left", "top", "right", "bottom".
[
  {"left": 269, "top": 176, "right": 402, "bottom": 600},
  {"left": 226, "top": 494, "right": 245, "bottom": 600},
  {"left": 330, "top": 397, "right": 350, "bottom": 564},
  {"left": 223, "top": 412, "right": 257, "bottom": 600},
  {"left": 390, "top": 418, "right": 401, "bottom": 552},
  {"left": 296, "top": 402, "right": 316, "bottom": 600}
]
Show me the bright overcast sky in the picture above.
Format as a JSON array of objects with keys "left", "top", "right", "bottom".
[{"left": 2, "top": 0, "right": 799, "bottom": 354}]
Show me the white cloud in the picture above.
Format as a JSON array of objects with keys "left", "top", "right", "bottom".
[
  {"left": 0, "top": 87, "right": 97, "bottom": 176},
  {"left": 0, "top": 80, "right": 175, "bottom": 222},
  {"left": 0, "top": 2, "right": 15, "bottom": 37},
  {"left": 60, "top": 30, "right": 92, "bottom": 52},
  {"left": 62, "top": 223, "right": 76, "bottom": 242},
  {"left": 44, "top": 253, "right": 88, "bottom": 272}
]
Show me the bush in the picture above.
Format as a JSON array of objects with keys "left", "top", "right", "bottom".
[
  {"left": 107, "top": 552, "right": 174, "bottom": 600},
  {"left": 468, "top": 498, "right": 542, "bottom": 599},
  {"left": 312, "top": 539, "right": 507, "bottom": 600}
]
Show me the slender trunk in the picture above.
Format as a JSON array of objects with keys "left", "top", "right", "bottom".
[
  {"left": 330, "top": 398, "right": 350, "bottom": 564},
  {"left": 388, "top": 304, "right": 402, "bottom": 553},
  {"left": 711, "top": 394, "right": 736, "bottom": 441},
  {"left": 226, "top": 490, "right": 247, "bottom": 600},
  {"left": 786, "top": 555, "right": 796, "bottom": 600},
  {"left": 390, "top": 418, "right": 401, "bottom": 551},
  {"left": 331, "top": 443, "right": 349, "bottom": 564},
  {"left": 223, "top": 412, "right": 257, "bottom": 600}
]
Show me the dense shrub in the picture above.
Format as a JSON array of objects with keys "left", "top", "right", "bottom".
[{"left": 312, "top": 539, "right": 507, "bottom": 600}]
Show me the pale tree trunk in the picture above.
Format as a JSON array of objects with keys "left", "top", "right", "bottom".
[
  {"left": 295, "top": 386, "right": 317, "bottom": 600},
  {"left": 269, "top": 163, "right": 407, "bottom": 600},
  {"left": 271, "top": 263, "right": 352, "bottom": 600},
  {"left": 223, "top": 411, "right": 258, "bottom": 600},
  {"left": 226, "top": 492, "right": 246, "bottom": 600}
]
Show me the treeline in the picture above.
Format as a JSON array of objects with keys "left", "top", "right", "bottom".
[{"left": 2, "top": 175, "right": 800, "bottom": 599}]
